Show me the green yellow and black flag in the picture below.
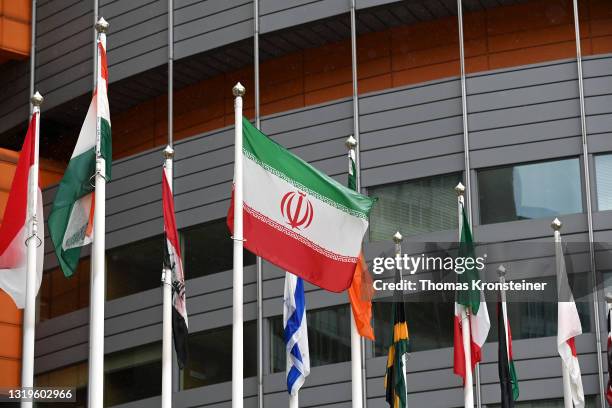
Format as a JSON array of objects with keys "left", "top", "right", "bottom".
[{"left": 384, "top": 266, "right": 409, "bottom": 408}]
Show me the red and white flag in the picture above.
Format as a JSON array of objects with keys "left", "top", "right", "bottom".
[
  {"left": 555, "top": 234, "right": 584, "bottom": 408},
  {"left": 0, "top": 113, "right": 44, "bottom": 308},
  {"left": 162, "top": 165, "right": 188, "bottom": 368}
]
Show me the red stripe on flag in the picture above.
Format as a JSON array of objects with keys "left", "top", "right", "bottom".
[
  {"left": 162, "top": 169, "right": 181, "bottom": 258},
  {"left": 98, "top": 42, "right": 108, "bottom": 85},
  {"left": 227, "top": 194, "right": 356, "bottom": 292},
  {"left": 0, "top": 114, "right": 36, "bottom": 257},
  {"left": 568, "top": 337, "right": 578, "bottom": 357},
  {"left": 453, "top": 314, "right": 466, "bottom": 382}
]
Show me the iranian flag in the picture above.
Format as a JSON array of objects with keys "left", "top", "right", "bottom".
[
  {"left": 0, "top": 113, "right": 43, "bottom": 308},
  {"left": 48, "top": 33, "right": 111, "bottom": 278},
  {"left": 555, "top": 231, "right": 584, "bottom": 408},
  {"left": 227, "top": 118, "right": 376, "bottom": 292},
  {"left": 498, "top": 298, "right": 519, "bottom": 407},
  {"left": 453, "top": 204, "right": 490, "bottom": 383}
]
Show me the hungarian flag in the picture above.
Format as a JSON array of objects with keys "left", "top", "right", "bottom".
[
  {"left": 498, "top": 300, "right": 519, "bottom": 407},
  {"left": 606, "top": 305, "right": 612, "bottom": 406},
  {"left": 453, "top": 205, "right": 490, "bottom": 382},
  {"left": 48, "top": 31, "right": 112, "bottom": 277},
  {"left": 227, "top": 118, "right": 376, "bottom": 293},
  {"left": 555, "top": 235, "right": 584, "bottom": 408},
  {"left": 0, "top": 113, "right": 44, "bottom": 308},
  {"left": 162, "top": 166, "right": 188, "bottom": 368},
  {"left": 346, "top": 144, "right": 375, "bottom": 340},
  {"left": 384, "top": 268, "right": 409, "bottom": 408}
]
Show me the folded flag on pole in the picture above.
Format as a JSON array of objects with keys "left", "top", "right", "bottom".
[
  {"left": 453, "top": 205, "right": 490, "bottom": 382},
  {"left": 162, "top": 166, "right": 188, "bottom": 368},
  {"left": 346, "top": 141, "right": 375, "bottom": 340},
  {"left": 0, "top": 114, "right": 43, "bottom": 308},
  {"left": 555, "top": 231, "right": 585, "bottom": 408},
  {"left": 283, "top": 271, "right": 310, "bottom": 395},
  {"left": 606, "top": 305, "right": 612, "bottom": 406},
  {"left": 497, "top": 299, "right": 519, "bottom": 407},
  {"left": 227, "top": 118, "right": 376, "bottom": 292},
  {"left": 385, "top": 268, "right": 409, "bottom": 408},
  {"left": 48, "top": 36, "right": 112, "bottom": 278}
]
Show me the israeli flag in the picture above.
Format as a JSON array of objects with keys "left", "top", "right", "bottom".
[{"left": 283, "top": 271, "right": 310, "bottom": 396}]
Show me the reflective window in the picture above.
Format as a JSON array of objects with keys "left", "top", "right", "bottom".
[
  {"left": 105, "top": 342, "right": 162, "bottom": 406},
  {"left": 596, "top": 154, "right": 612, "bottom": 211},
  {"left": 270, "top": 305, "right": 351, "bottom": 373},
  {"left": 368, "top": 173, "right": 462, "bottom": 241},
  {"left": 182, "top": 219, "right": 255, "bottom": 278},
  {"left": 479, "top": 158, "right": 582, "bottom": 224},
  {"left": 39, "top": 258, "right": 90, "bottom": 321},
  {"left": 35, "top": 362, "right": 88, "bottom": 407},
  {"left": 181, "top": 321, "right": 257, "bottom": 389},
  {"left": 106, "top": 235, "right": 164, "bottom": 300}
]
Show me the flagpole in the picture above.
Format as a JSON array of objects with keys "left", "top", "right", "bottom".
[
  {"left": 232, "top": 82, "right": 245, "bottom": 408},
  {"left": 21, "top": 91, "right": 42, "bottom": 408},
  {"left": 289, "top": 394, "right": 298, "bottom": 408},
  {"left": 346, "top": 135, "right": 364, "bottom": 408},
  {"left": 552, "top": 219, "right": 573, "bottom": 408},
  {"left": 393, "top": 231, "right": 408, "bottom": 407},
  {"left": 88, "top": 17, "right": 109, "bottom": 408},
  {"left": 456, "top": 183, "right": 474, "bottom": 408},
  {"left": 161, "top": 0, "right": 175, "bottom": 405},
  {"left": 497, "top": 266, "right": 510, "bottom": 358}
]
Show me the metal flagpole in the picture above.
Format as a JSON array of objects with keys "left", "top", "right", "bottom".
[
  {"left": 161, "top": 1, "right": 174, "bottom": 406},
  {"left": 570, "top": 1, "right": 606, "bottom": 405},
  {"left": 232, "top": 82, "right": 246, "bottom": 408},
  {"left": 253, "top": 1, "right": 264, "bottom": 406},
  {"left": 21, "top": 91, "right": 42, "bottom": 408},
  {"left": 552, "top": 219, "right": 573, "bottom": 408},
  {"left": 393, "top": 231, "right": 408, "bottom": 407},
  {"left": 349, "top": 1, "right": 366, "bottom": 406},
  {"left": 88, "top": 17, "right": 108, "bottom": 408},
  {"left": 93, "top": 0, "right": 98, "bottom": 87},
  {"left": 456, "top": 183, "right": 474, "bottom": 408},
  {"left": 289, "top": 393, "right": 298, "bottom": 408},
  {"left": 29, "top": 0, "right": 36, "bottom": 112},
  {"left": 455, "top": 0, "right": 481, "bottom": 404}
]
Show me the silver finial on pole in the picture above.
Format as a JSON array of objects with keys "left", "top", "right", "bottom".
[
  {"left": 95, "top": 17, "right": 109, "bottom": 33},
  {"left": 455, "top": 182, "right": 465, "bottom": 196},
  {"left": 393, "top": 231, "right": 403, "bottom": 244},
  {"left": 497, "top": 264, "right": 507, "bottom": 278},
  {"left": 551, "top": 218, "right": 562, "bottom": 231},
  {"left": 31, "top": 91, "right": 43, "bottom": 107},
  {"left": 233, "top": 82, "right": 246, "bottom": 97},
  {"left": 345, "top": 135, "right": 357, "bottom": 149},
  {"left": 163, "top": 145, "right": 175, "bottom": 160}
]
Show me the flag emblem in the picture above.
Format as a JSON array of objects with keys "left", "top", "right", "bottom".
[{"left": 281, "top": 191, "right": 314, "bottom": 230}]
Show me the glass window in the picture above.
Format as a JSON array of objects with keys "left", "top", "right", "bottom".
[
  {"left": 368, "top": 173, "right": 462, "bottom": 241},
  {"left": 106, "top": 235, "right": 164, "bottom": 300},
  {"left": 104, "top": 342, "right": 162, "bottom": 406},
  {"left": 181, "top": 321, "right": 257, "bottom": 389},
  {"left": 35, "top": 362, "right": 88, "bottom": 408},
  {"left": 39, "top": 258, "right": 90, "bottom": 321},
  {"left": 479, "top": 158, "right": 582, "bottom": 224},
  {"left": 270, "top": 305, "right": 351, "bottom": 373},
  {"left": 596, "top": 154, "right": 612, "bottom": 211},
  {"left": 182, "top": 219, "right": 255, "bottom": 279}
]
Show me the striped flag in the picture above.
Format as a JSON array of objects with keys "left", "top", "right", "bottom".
[
  {"left": 162, "top": 165, "right": 188, "bottom": 368},
  {"left": 283, "top": 272, "right": 310, "bottom": 395},
  {"left": 227, "top": 118, "right": 376, "bottom": 292},
  {"left": 48, "top": 32, "right": 112, "bottom": 278},
  {"left": 346, "top": 142, "right": 375, "bottom": 340},
  {"left": 453, "top": 205, "right": 490, "bottom": 382},
  {"left": 384, "top": 268, "right": 409, "bottom": 408},
  {"left": 0, "top": 113, "right": 43, "bottom": 308},
  {"left": 498, "top": 299, "right": 519, "bottom": 407},
  {"left": 606, "top": 305, "right": 612, "bottom": 406},
  {"left": 555, "top": 234, "right": 584, "bottom": 408}
]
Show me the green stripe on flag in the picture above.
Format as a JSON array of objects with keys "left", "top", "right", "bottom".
[
  {"left": 242, "top": 117, "right": 375, "bottom": 218},
  {"left": 100, "top": 117, "right": 112, "bottom": 180},
  {"left": 48, "top": 148, "right": 96, "bottom": 277},
  {"left": 456, "top": 206, "right": 481, "bottom": 313}
]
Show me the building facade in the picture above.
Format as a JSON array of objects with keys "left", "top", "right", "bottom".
[{"left": 1, "top": 0, "right": 612, "bottom": 406}]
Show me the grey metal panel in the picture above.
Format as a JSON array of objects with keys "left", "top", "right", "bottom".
[{"left": 260, "top": 0, "right": 349, "bottom": 34}]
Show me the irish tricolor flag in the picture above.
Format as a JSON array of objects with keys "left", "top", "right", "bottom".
[
  {"left": 0, "top": 113, "right": 43, "bottom": 308},
  {"left": 227, "top": 118, "right": 375, "bottom": 292},
  {"left": 453, "top": 205, "right": 490, "bottom": 383},
  {"left": 48, "top": 32, "right": 111, "bottom": 278}
]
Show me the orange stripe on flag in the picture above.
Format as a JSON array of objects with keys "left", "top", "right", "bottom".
[
  {"left": 85, "top": 193, "right": 95, "bottom": 239},
  {"left": 348, "top": 252, "right": 375, "bottom": 340}
]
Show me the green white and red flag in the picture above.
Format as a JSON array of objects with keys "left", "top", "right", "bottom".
[
  {"left": 453, "top": 205, "right": 490, "bottom": 382},
  {"left": 498, "top": 297, "right": 519, "bottom": 407},
  {"left": 227, "top": 118, "right": 376, "bottom": 292},
  {"left": 48, "top": 31, "right": 112, "bottom": 277}
]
